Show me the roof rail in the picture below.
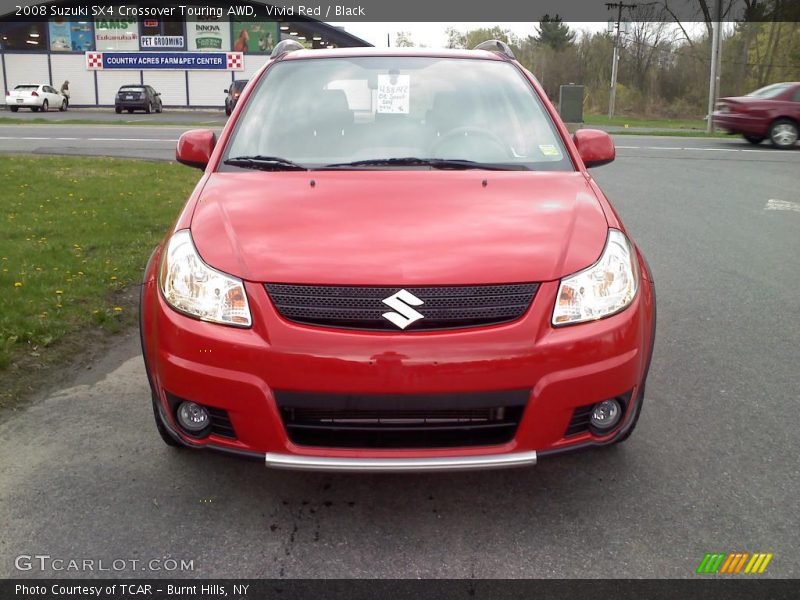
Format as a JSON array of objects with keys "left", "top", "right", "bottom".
[
  {"left": 473, "top": 40, "right": 516, "bottom": 61},
  {"left": 270, "top": 39, "right": 305, "bottom": 60}
]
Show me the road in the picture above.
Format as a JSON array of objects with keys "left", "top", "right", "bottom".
[
  {"left": 1, "top": 127, "right": 799, "bottom": 578},
  {"left": 0, "top": 107, "right": 228, "bottom": 125}
]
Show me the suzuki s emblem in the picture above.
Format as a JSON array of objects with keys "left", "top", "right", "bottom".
[{"left": 381, "top": 289, "right": 425, "bottom": 329}]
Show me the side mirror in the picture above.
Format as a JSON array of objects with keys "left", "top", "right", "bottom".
[
  {"left": 573, "top": 129, "right": 615, "bottom": 168},
  {"left": 176, "top": 129, "right": 216, "bottom": 170},
  {"left": 156, "top": 92, "right": 161, "bottom": 96},
  {"left": 224, "top": 89, "right": 229, "bottom": 94}
]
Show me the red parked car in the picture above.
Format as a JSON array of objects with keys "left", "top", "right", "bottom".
[
  {"left": 712, "top": 82, "right": 800, "bottom": 148},
  {"left": 140, "top": 41, "right": 656, "bottom": 471}
]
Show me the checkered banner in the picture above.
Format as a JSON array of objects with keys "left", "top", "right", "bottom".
[
  {"left": 85, "top": 52, "right": 245, "bottom": 71},
  {"left": 86, "top": 52, "right": 103, "bottom": 70}
]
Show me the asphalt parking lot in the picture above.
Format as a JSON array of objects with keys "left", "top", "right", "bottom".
[{"left": 0, "top": 129, "right": 798, "bottom": 578}]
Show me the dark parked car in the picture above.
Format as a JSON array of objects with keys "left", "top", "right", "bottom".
[
  {"left": 712, "top": 82, "right": 800, "bottom": 148},
  {"left": 224, "top": 79, "right": 248, "bottom": 116},
  {"left": 115, "top": 85, "right": 163, "bottom": 114}
]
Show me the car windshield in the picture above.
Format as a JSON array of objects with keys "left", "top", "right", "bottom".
[
  {"left": 232, "top": 81, "right": 248, "bottom": 92},
  {"left": 120, "top": 86, "right": 145, "bottom": 92},
  {"left": 746, "top": 83, "right": 791, "bottom": 98},
  {"left": 223, "top": 56, "right": 572, "bottom": 171}
]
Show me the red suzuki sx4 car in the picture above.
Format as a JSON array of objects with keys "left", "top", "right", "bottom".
[{"left": 139, "top": 41, "right": 656, "bottom": 471}]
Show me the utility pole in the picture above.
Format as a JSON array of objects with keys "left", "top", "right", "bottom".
[
  {"left": 707, "top": 0, "right": 724, "bottom": 133},
  {"left": 606, "top": 2, "right": 637, "bottom": 119}
]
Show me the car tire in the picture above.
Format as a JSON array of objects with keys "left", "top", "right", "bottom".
[
  {"left": 41, "top": 100, "right": 48, "bottom": 112},
  {"left": 9, "top": 106, "right": 18, "bottom": 112},
  {"left": 145, "top": 102, "right": 152, "bottom": 114},
  {"left": 151, "top": 393, "right": 184, "bottom": 448},
  {"left": 769, "top": 118, "right": 798, "bottom": 149},
  {"left": 115, "top": 106, "right": 122, "bottom": 114},
  {"left": 743, "top": 134, "right": 763, "bottom": 145}
]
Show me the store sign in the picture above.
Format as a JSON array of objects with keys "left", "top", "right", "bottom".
[
  {"left": 232, "top": 19, "right": 279, "bottom": 53},
  {"left": 94, "top": 19, "right": 139, "bottom": 51},
  {"left": 186, "top": 13, "right": 231, "bottom": 52},
  {"left": 85, "top": 51, "right": 244, "bottom": 71},
  {"left": 141, "top": 35, "right": 185, "bottom": 48}
]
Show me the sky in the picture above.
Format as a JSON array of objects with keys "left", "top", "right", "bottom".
[{"left": 329, "top": 22, "right": 610, "bottom": 48}]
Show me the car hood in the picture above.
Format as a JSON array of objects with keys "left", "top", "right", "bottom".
[{"left": 190, "top": 171, "right": 609, "bottom": 285}]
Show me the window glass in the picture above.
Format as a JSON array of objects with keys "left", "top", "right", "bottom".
[
  {"left": 49, "top": 20, "right": 94, "bottom": 51},
  {"left": 224, "top": 57, "right": 572, "bottom": 171},
  {"left": 0, "top": 22, "right": 47, "bottom": 50},
  {"left": 746, "top": 83, "right": 791, "bottom": 99}
]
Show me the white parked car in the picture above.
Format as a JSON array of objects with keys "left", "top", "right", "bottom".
[{"left": 5, "top": 84, "right": 67, "bottom": 112}]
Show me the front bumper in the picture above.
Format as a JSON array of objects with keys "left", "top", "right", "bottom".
[{"left": 141, "top": 250, "right": 655, "bottom": 469}]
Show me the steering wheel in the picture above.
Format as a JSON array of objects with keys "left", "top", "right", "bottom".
[{"left": 430, "top": 126, "right": 511, "bottom": 159}]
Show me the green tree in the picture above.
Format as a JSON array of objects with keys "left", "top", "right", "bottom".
[{"left": 536, "top": 15, "right": 575, "bottom": 51}]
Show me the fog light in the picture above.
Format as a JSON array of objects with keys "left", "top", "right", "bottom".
[
  {"left": 590, "top": 399, "right": 621, "bottom": 431},
  {"left": 177, "top": 401, "right": 210, "bottom": 432}
]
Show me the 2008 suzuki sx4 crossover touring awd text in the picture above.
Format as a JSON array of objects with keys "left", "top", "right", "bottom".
[{"left": 139, "top": 41, "right": 656, "bottom": 471}]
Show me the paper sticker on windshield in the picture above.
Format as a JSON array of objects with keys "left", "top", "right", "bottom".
[
  {"left": 377, "top": 74, "right": 410, "bottom": 114},
  {"left": 539, "top": 144, "right": 561, "bottom": 157}
]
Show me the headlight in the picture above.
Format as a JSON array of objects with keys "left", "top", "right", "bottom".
[
  {"left": 552, "top": 229, "right": 638, "bottom": 326},
  {"left": 159, "top": 229, "right": 252, "bottom": 327}
]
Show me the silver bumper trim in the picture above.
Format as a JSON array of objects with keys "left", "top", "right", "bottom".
[{"left": 264, "top": 450, "right": 537, "bottom": 472}]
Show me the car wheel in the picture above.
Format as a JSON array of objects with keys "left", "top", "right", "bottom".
[
  {"left": 9, "top": 106, "right": 18, "bottom": 112},
  {"left": 151, "top": 393, "right": 184, "bottom": 448},
  {"left": 41, "top": 100, "right": 48, "bottom": 112},
  {"left": 145, "top": 102, "right": 152, "bottom": 114},
  {"left": 743, "top": 134, "right": 763, "bottom": 145},
  {"left": 115, "top": 106, "right": 122, "bottom": 114},
  {"left": 769, "top": 118, "right": 798, "bottom": 149}
]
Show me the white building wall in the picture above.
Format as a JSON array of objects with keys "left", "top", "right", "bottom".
[
  {"left": 142, "top": 71, "right": 187, "bottom": 106},
  {"left": 187, "top": 70, "right": 231, "bottom": 107},
  {"left": 3, "top": 54, "right": 50, "bottom": 89},
  {"left": 97, "top": 70, "right": 138, "bottom": 105},
  {"left": 50, "top": 54, "right": 96, "bottom": 106},
  {"left": 242, "top": 54, "right": 267, "bottom": 79}
]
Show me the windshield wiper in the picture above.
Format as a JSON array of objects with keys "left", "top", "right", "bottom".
[
  {"left": 223, "top": 155, "right": 308, "bottom": 171},
  {"left": 321, "top": 157, "right": 527, "bottom": 171}
]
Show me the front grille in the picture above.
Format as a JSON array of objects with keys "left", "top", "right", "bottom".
[
  {"left": 276, "top": 389, "right": 529, "bottom": 448},
  {"left": 265, "top": 283, "right": 539, "bottom": 331},
  {"left": 565, "top": 405, "right": 594, "bottom": 436},
  {"left": 207, "top": 406, "right": 236, "bottom": 439}
]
